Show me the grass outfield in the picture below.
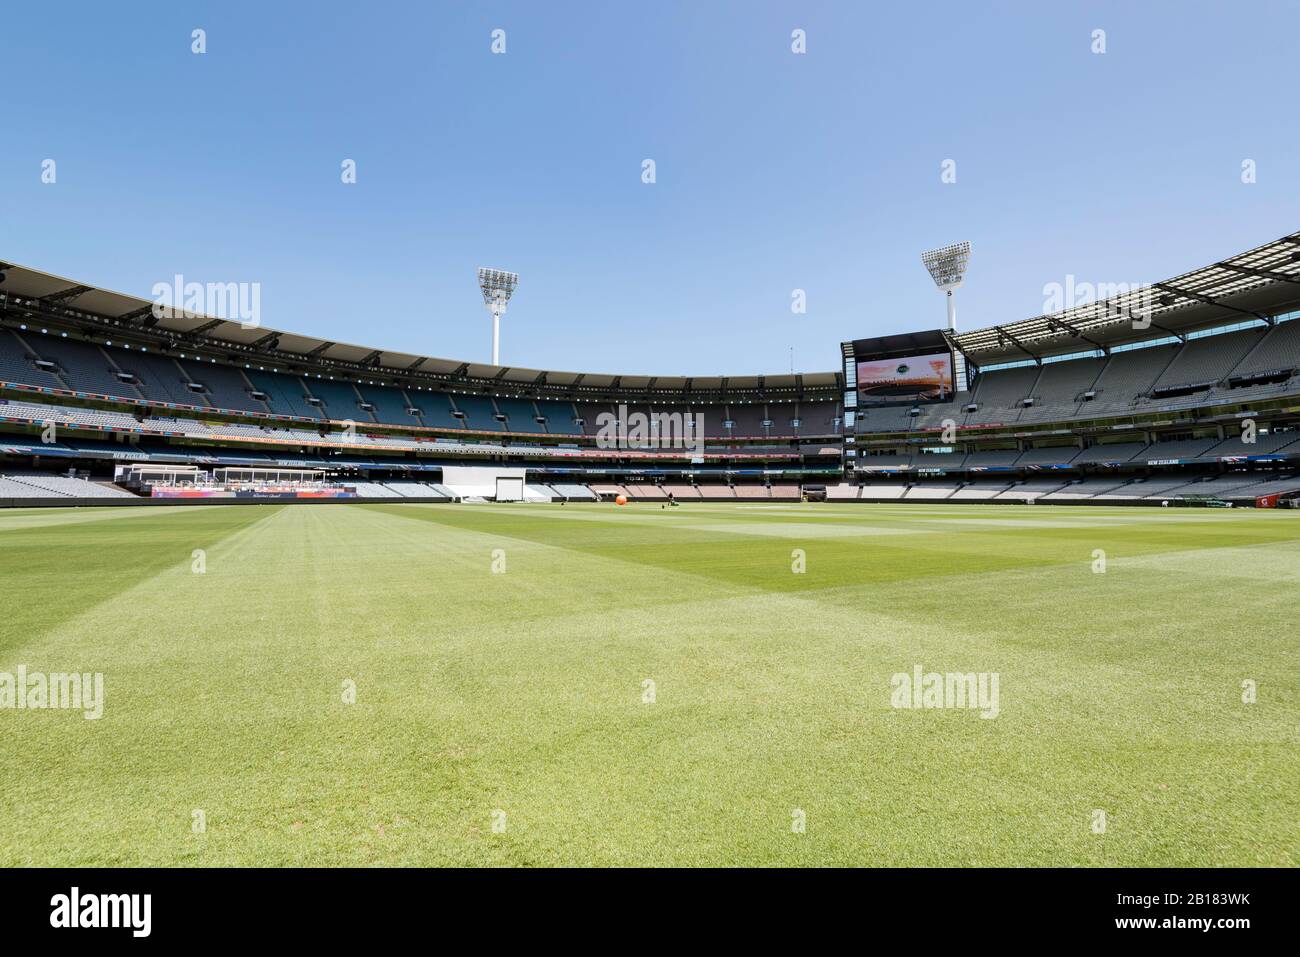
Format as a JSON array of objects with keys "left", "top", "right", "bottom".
[{"left": 0, "top": 500, "right": 1296, "bottom": 866}]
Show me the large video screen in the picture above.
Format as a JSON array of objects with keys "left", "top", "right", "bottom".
[{"left": 856, "top": 351, "right": 954, "bottom": 405}]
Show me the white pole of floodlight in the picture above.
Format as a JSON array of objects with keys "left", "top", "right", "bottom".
[
  {"left": 920, "top": 241, "right": 972, "bottom": 332},
  {"left": 476, "top": 267, "right": 519, "bottom": 365}
]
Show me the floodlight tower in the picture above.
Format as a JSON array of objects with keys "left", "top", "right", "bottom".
[
  {"left": 921, "top": 241, "right": 972, "bottom": 391},
  {"left": 920, "top": 241, "right": 971, "bottom": 331},
  {"left": 476, "top": 267, "right": 519, "bottom": 365}
]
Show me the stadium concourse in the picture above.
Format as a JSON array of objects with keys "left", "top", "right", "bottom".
[{"left": 2, "top": 231, "right": 1300, "bottom": 509}]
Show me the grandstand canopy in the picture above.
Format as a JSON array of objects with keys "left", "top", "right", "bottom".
[
  {"left": 3, "top": 230, "right": 1299, "bottom": 387},
  {"left": 0, "top": 261, "right": 834, "bottom": 395},
  {"left": 953, "top": 232, "right": 1300, "bottom": 365}
]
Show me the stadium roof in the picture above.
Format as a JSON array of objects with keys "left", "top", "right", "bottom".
[
  {"left": 0, "top": 262, "right": 838, "bottom": 396},
  {"left": 952, "top": 231, "right": 1300, "bottom": 365},
  {"left": 2, "top": 229, "right": 1299, "bottom": 391}
]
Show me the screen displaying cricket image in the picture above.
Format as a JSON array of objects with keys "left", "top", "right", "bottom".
[{"left": 856, "top": 351, "right": 955, "bottom": 404}]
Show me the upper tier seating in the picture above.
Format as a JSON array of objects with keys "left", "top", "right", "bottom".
[
  {"left": 1016, "top": 356, "right": 1108, "bottom": 423},
  {"left": 541, "top": 402, "right": 583, "bottom": 435},
  {"left": 450, "top": 394, "right": 502, "bottom": 431},
  {"left": 0, "top": 330, "right": 70, "bottom": 390},
  {"left": 304, "top": 379, "right": 371, "bottom": 421},
  {"left": 245, "top": 370, "right": 320, "bottom": 418},
  {"left": 22, "top": 334, "right": 125, "bottom": 396},
  {"left": 494, "top": 397, "right": 544, "bottom": 433},
  {"left": 356, "top": 384, "right": 417, "bottom": 426},
  {"left": 1150, "top": 327, "right": 1265, "bottom": 390},
  {"left": 175, "top": 358, "right": 267, "bottom": 411},
  {"left": 964, "top": 365, "right": 1040, "bottom": 425}
]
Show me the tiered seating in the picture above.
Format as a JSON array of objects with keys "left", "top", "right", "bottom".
[
  {"left": 625, "top": 484, "right": 666, "bottom": 499},
  {"left": 853, "top": 404, "right": 915, "bottom": 433},
  {"left": 1131, "top": 438, "right": 1218, "bottom": 463},
  {"left": 245, "top": 371, "right": 320, "bottom": 418},
  {"left": 0, "top": 330, "right": 69, "bottom": 389},
  {"left": 1151, "top": 328, "right": 1265, "bottom": 391},
  {"left": 857, "top": 483, "right": 908, "bottom": 499},
  {"left": 857, "top": 453, "right": 912, "bottom": 469},
  {"left": 1040, "top": 479, "right": 1132, "bottom": 500},
  {"left": 110, "top": 351, "right": 195, "bottom": 405},
  {"left": 350, "top": 482, "right": 401, "bottom": 497},
  {"left": 380, "top": 481, "right": 447, "bottom": 497},
  {"left": 725, "top": 404, "right": 768, "bottom": 437},
  {"left": 794, "top": 400, "right": 839, "bottom": 435},
  {"left": 1082, "top": 344, "right": 1180, "bottom": 414},
  {"left": 1, "top": 400, "right": 140, "bottom": 430},
  {"left": 1017, "top": 356, "right": 1107, "bottom": 423},
  {"left": 305, "top": 379, "right": 370, "bottom": 421},
  {"left": 450, "top": 395, "right": 502, "bottom": 431},
  {"left": 574, "top": 403, "right": 613, "bottom": 436},
  {"left": 494, "top": 397, "right": 543, "bottom": 433},
  {"left": 0, "top": 473, "right": 136, "bottom": 497},
  {"left": 965, "top": 365, "right": 1040, "bottom": 424},
  {"left": 1207, "top": 429, "right": 1300, "bottom": 458},
  {"left": 538, "top": 401, "right": 582, "bottom": 435},
  {"left": 912, "top": 452, "right": 966, "bottom": 469},
  {"left": 963, "top": 449, "right": 1021, "bottom": 468},
  {"left": 357, "top": 385, "right": 418, "bottom": 426},
  {"left": 733, "top": 485, "right": 771, "bottom": 499},
  {"left": 1016, "top": 445, "right": 1079, "bottom": 466},
  {"left": 523, "top": 483, "right": 558, "bottom": 502},
  {"left": 997, "top": 481, "right": 1069, "bottom": 501},
  {"left": 827, "top": 484, "right": 860, "bottom": 500},
  {"left": 947, "top": 482, "right": 1009, "bottom": 500},
  {"left": 1233, "top": 474, "right": 1300, "bottom": 497},
  {"left": 175, "top": 359, "right": 265, "bottom": 411},
  {"left": 1073, "top": 442, "right": 1144, "bottom": 464},
  {"left": 23, "top": 334, "right": 124, "bottom": 396},
  {"left": 768, "top": 483, "right": 801, "bottom": 499},
  {"left": 905, "top": 484, "right": 960, "bottom": 500},
  {"left": 660, "top": 484, "right": 701, "bottom": 499},
  {"left": 549, "top": 483, "right": 597, "bottom": 500}
]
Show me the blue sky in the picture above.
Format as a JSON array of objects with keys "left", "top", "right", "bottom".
[{"left": 2, "top": 1, "right": 1296, "bottom": 376}]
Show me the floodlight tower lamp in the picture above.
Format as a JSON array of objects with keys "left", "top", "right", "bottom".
[
  {"left": 920, "top": 241, "right": 972, "bottom": 331},
  {"left": 476, "top": 267, "right": 519, "bottom": 365}
]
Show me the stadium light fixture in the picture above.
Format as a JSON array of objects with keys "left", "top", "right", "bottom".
[
  {"left": 476, "top": 267, "right": 519, "bottom": 365},
  {"left": 920, "top": 241, "right": 972, "bottom": 331}
]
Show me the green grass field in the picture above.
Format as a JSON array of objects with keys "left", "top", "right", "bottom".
[{"left": 0, "top": 500, "right": 1296, "bottom": 866}]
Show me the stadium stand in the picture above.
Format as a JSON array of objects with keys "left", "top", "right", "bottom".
[
  {"left": 4, "top": 232, "right": 1300, "bottom": 508},
  {"left": 1, "top": 329, "right": 70, "bottom": 390},
  {"left": 0, "top": 472, "right": 136, "bottom": 498}
]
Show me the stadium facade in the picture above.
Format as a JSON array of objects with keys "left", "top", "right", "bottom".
[{"left": 1, "top": 231, "right": 1299, "bottom": 507}]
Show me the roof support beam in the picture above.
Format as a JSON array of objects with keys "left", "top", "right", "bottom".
[
  {"left": 1153, "top": 281, "right": 1270, "bottom": 323},
  {"left": 42, "top": 284, "right": 92, "bottom": 305},
  {"left": 1046, "top": 317, "right": 1106, "bottom": 352},
  {"left": 307, "top": 341, "right": 334, "bottom": 357},
  {"left": 119, "top": 306, "right": 155, "bottom": 323},
  {"left": 993, "top": 325, "right": 1037, "bottom": 361},
  {"left": 193, "top": 318, "right": 225, "bottom": 334},
  {"left": 1218, "top": 262, "right": 1300, "bottom": 286}
]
